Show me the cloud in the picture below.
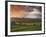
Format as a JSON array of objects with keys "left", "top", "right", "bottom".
[
  {"left": 10, "top": 5, "right": 41, "bottom": 19},
  {"left": 11, "top": 8, "right": 41, "bottom": 19},
  {"left": 24, "top": 8, "right": 41, "bottom": 19}
]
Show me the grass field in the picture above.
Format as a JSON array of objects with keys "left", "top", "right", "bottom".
[{"left": 10, "top": 18, "right": 42, "bottom": 32}]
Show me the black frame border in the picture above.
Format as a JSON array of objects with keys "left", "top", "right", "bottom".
[{"left": 5, "top": 1, "right": 45, "bottom": 36}]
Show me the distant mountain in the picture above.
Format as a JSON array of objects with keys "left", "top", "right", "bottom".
[{"left": 11, "top": 17, "right": 41, "bottom": 23}]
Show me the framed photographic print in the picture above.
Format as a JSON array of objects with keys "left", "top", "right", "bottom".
[{"left": 5, "top": 1, "right": 45, "bottom": 36}]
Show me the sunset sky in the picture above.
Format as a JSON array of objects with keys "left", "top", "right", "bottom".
[{"left": 10, "top": 5, "right": 42, "bottom": 18}]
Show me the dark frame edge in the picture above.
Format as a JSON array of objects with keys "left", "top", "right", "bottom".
[
  {"left": 5, "top": 1, "right": 8, "bottom": 36},
  {"left": 6, "top": 1, "right": 45, "bottom": 4},
  {"left": 44, "top": 3, "right": 45, "bottom": 34},
  {"left": 5, "top": 1, "right": 45, "bottom": 36}
]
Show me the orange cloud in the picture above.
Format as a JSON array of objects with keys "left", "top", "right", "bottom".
[{"left": 10, "top": 5, "right": 28, "bottom": 18}]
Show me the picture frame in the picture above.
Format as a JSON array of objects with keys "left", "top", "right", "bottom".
[{"left": 5, "top": 1, "right": 45, "bottom": 36}]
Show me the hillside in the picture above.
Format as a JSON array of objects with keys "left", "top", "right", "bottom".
[
  {"left": 10, "top": 17, "right": 42, "bottom": 32},
  {"left": 11, "top": 17, "right": 41, "bottom": 23}
]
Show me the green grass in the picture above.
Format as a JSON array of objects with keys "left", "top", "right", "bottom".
[{"left": 11, "top": 22, "right": 42, "bottom": 32}]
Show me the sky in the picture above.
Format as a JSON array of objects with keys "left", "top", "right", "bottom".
[{"left": 10, "top": 5, "right": 42, "bottom": 19}]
